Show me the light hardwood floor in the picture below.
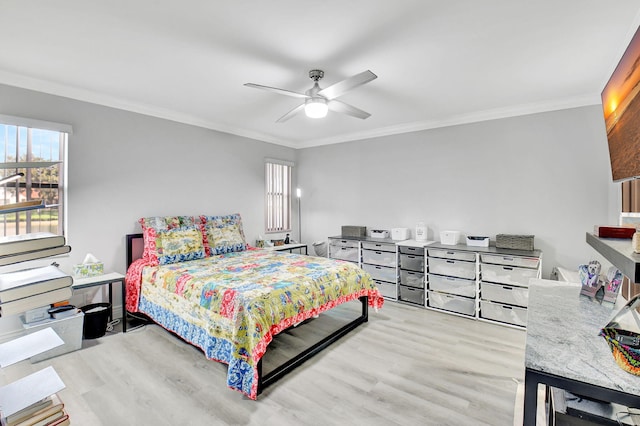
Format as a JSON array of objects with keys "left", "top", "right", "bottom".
[{"left": 1, "top": 301, "right": 527, "bottom": 425}]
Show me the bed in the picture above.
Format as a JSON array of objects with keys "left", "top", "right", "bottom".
[{"left": 124, "top": 214, "right": 383, "bottom": 400}]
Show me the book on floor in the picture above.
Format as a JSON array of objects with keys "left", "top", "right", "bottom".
[
  {"left": 4, "top": 394, "right": 65, "bottom": 426},
  {"left": 0, "top": 233, "right": 65, "bottom": 257},
  {"left": 0, "top": 287, "right": 72, "bottom": 317},
  {"left": 0, "top": 266, "right": 72, "bottom": 304},
  {"left": 0, "top": 246, "right": 71, "bottom": 268}
]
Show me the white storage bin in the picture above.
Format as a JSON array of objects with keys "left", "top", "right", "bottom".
[
  {"left": 466, "top": 236, "right": 489, "bottom": 247},
  {"left": 399, "top": 285, "right": 425, "bottom": 305},
  {"left": 361, "top": 241, "right": 395, "bottom": 252},
  {"left": 399, "top": 253, "right": 424, "bottom": 272},
  {"left": 329, "top": 239, "right": 359, "bottom": 248},
  {"left": 427, "top": 291, "right": 475, "bottom": 316},
  {"left": 428, "top": 274, "right": 476, "bottom": 298},
  {"left": 391, "top": 228, "right": 410, "bottom": 240},
  {"left": 427, "top": 249, "right": 476, "bottom": 262},
  {"left": 362, "top": 263, "right": 397, "bottom": 283},
  {"left": 329, "top": 245, "right": 359, "bottom": 262},
  {"left": 374, "top": 280, "right": 397, "bottom": 299},
  {"left": 428, "top": 257, "right": 476, "bottom": 280},
  {"left": 480, "top": 300, "right": 527, "bottom": 327},
  {"left": 400, "top": 270, "right": 425, "bottom": 289},
  {"left": 480, "top": 263, "right": 538, "bottom": 286},
  {"left": 21, "top": 311, "right": 84, "bottom": 362},
  {"left": 480, "top": 254, "right": 539, "bottom": 269},
  {"left": 362, "top": 249, "right": 396, "bottom": 267},
  {"left": 440, "top": 230, "right": 461, "bottom": 245},
  {"left": 481, "top": 282, "right": 529, "bottom": 307}
]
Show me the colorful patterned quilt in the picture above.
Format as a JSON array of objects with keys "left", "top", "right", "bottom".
[{"left": 125, "top": 249, "right": 383, "bottom": 399}]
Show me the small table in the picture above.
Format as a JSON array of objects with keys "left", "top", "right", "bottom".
[
  {"left": 71, "top": 272, "right": 125, "bottom": 332},
  {"left": 524, "top": 279, "right": 640, "bottom": 425},
  {"left": 265, "top": 243, "right": 308, "bottom": 255}
]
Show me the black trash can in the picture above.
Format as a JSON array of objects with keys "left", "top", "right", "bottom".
[{"left": 81, "top": 302, "right": 111, "bottom": 339}]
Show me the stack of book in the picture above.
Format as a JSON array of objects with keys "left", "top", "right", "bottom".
[
  {"left": 0, "top": 265, "right": 73, "bottom": 318},
  {"left": 2, "top": 392, "right": 69, "bottom": 426},
  {"left": 0, "top": 233, "right": 70, "bottom": 267}
]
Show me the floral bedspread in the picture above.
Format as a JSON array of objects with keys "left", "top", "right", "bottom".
[{"left": 125, "top": 249, "right": 383, "bottom": 399}]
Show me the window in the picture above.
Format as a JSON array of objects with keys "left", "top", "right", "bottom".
[
  {"left": 0, "top": 116, "right": 69, "bottom": 237},
  {"left": 265, "top": 159, "right": 293, "bottom": 233}
]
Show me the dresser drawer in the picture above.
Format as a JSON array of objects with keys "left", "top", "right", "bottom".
[
  {"left": 481, "top": 282, "right": 528, "bottom": 307},
  {"left": 361, "top": 241, "right": 395, "bottom": 252},
  {"left": 362, "top": 249, "right": 396, "bottom": 267},
  {"left": 329, "top": 239, "right": 359, "bottom": 248},
  {"left": 399, "top": 285, "right": 425, "bottom": 305},
  {"left": 480, "top": 263, "right": 538, "bottom": 286},
  {"left": 362, "top": 263, "right": 396, "bottom": 283},
  {"left": 428, "top": 274, "right": 476, "bottom": 298},
  {"left": 374, "top": 280, "right": 397, "bottom": 299},
  {"left": 329, "top": 246, "right": 359, "bottom": 262},
  {"left": 428, "top": 249, "right": 476, "bottom": 262},
  {"left": 480, "top": 300, "right": 527, "bottom": 327},
  {"left": 399, "top": 253, "right": 424, "bottom": 272},
  {"left": 399, "top": 246, "right": 425, "bottom": 256},
  {"left": 480, "top": 254, "right": 539, "bottom": 269},
  {"left": 427, "top": 291, "right": 475, "bottom": 316},
  {"left": 399, "top": 270, "right": 425, "bottom": 289},
  {"left": 428, "top": 257, "right": 476, "bottom": 280}
]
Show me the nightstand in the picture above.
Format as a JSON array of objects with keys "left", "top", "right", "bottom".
[
  {"left": 71, "top": 272, "right": 125, "bottom": 331},
  {"left": 265, "top": 243, "right": 308, "bottom": 254}
]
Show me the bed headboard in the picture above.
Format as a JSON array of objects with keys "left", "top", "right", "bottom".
[{"left": 126, "top": 233, "right": 144, "bottom": 268}]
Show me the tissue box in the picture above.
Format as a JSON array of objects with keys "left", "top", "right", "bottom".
[{"left": 72, "top": 262, "right": 104, "bottom": 278}]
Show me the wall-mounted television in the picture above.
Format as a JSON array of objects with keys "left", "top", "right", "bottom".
[{"left": 602, "top": 25, "right": 640, "bottom": 182}]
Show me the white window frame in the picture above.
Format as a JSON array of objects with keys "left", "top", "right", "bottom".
[
  {"left": 0, "top": 115, "right": 71, "bottom": 237},
  {"left": 265, "top": 159, "right": 293, "bottom": 234}
]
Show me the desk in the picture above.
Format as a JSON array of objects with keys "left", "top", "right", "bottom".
[
  {"left": 265, "top": 243, "right": 308, "bottom": 255},
  {"left": 71, "top": 272, "right": 125, "bottom": 331},
  {"left": 523, "top": 279, "right": 640, "bottom": 425}
]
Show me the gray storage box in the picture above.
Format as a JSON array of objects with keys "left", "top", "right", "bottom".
[
  {"left": 495, "top": 234, "right": 534, "bottom": 251},
  {"left": 21, "top": 311, "right": 84, "bottom": 362},
  {"left": 399, "top": 285, "right": 425, "bottom": 305},
  {"left": 341, "top": 226, "right": 366, "bottom": 237},
  {"left": 399, "top": 246, "right": 424, "bottom": 256},
  {"left": 400, "top": 253, "right": 424, "bottom": 272},
  {"left": 400, "top": 270, "right": 425, "bottom": 289}
]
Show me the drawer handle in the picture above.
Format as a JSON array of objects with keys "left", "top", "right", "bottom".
[
  {"left": 503, "top": 257, "right": 514, "bottom": 261},
  {"left": 375, "top": 251, "right": 383, "bottom": 254},
  {"left": 375, "top": 266, "right": 382, "bottom": 270},
  {"left": 503, "top": 267, "right": 513, "bottom": 271},
  {"left": 501, "top": 305, "right": 513, "bottom": 310},
  {"left": 502, "top": 286, "right": 514, "bottom": 291},
  {"left": 446, "top": 260, "right": 455, "bottom": 264},
  {"left": 408, "top": 255, "right": 416, "bottom": 259},
  {"left": 446, "top": 251, "right": 455, "bottom": 255},
  {"left": 407, "top": 272, "right": 416, "bottom": 276}
]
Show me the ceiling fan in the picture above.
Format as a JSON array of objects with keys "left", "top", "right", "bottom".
[{"left": 244, "top": 69, "right": 377, "bottom": 122}]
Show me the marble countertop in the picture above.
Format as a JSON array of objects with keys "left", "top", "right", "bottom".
[{"left": 525, "top": 278, "right": 640, "bottom": 395}]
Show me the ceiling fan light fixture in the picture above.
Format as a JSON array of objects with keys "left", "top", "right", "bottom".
[{"left": 304, "top": 98, "right": 328, "bottom": 119}]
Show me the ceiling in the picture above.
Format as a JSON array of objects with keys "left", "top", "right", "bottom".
[{"left": 1, "top": 1, "right": 639, "bottom": 149}]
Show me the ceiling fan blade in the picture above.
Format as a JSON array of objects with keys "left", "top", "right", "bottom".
[
  {"left": 328, "top": 99, "right": 371, "bottom": 119},
  {"left": 276, "top": 103, "right": 305, "bottom": 123},
  {"left": 244, "top": 83, "right": 309, "bottom": 99},
  {"left": 317, "top": 70, "right": 377, "bottom": 100}
]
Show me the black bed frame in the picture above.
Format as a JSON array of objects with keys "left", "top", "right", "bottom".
[{"left": 125, "top": 233, "right": 369, "bottom": 396}]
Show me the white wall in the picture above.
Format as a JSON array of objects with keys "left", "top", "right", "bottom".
[
  {"left": 297, "top": 105, "right": 620, "bottom": 278},
  {"left": 0, "top": 83, "right": 295, "bottom": 335}
]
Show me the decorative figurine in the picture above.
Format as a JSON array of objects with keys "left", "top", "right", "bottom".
[{"left": 284, "top": 234, "right": 290, "bottom": 244}]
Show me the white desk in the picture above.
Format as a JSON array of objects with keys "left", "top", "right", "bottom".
[
  {"left": 265, "top": 243, "right": 308, "bottom": 255},
  {"left": 71, "top": 272, "right": 125, "bottom": 330}
]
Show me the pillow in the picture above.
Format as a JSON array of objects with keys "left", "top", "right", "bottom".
[
  {"left": 200, "top": 214, "right": 247, "bottom": 256},
  {"left": 204, "top": 223, "right": 247, "bottom": 255},
  {"left": 139, "top": 216, "right": 202, "bottom": 263},
  {"left": 154, "top": 226, "right": 206, "bottom": 265}
]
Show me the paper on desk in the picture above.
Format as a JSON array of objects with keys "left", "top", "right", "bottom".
[
  {"left": 0, "top": 366, "right": 65, "bottom": 417},
  {"left": 0, "top": 328, "right": 63, "bottom": 368}
]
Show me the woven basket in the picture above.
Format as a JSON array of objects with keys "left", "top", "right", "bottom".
[{"left": 495, "top": 234, "right": 534, "bottom": 251}]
